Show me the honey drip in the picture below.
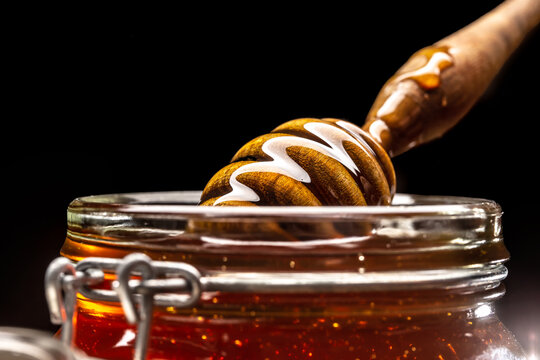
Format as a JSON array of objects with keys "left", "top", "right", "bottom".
[
  {"left": 393, "top": 46, "right": 453, "bottom": 91},
  {"left": 374, "top": 46, "right": 454, "bottom": 132},
  {"left": 363, "top": 46, "right": 455, "bottom": 156}
]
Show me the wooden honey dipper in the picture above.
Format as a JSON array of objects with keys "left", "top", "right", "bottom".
[{"left": 201, "top": 0, "right": 540, "bottom": 207}]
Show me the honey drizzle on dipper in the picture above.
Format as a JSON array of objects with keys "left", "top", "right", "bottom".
[{"left": 200, "top": 118, "right": 395, "bottom": 206}]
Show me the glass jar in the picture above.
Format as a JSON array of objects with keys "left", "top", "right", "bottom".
[{"left": 53, "top": 191, "right": 526, "bottom": 359}]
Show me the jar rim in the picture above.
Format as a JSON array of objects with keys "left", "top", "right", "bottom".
[
  {"left": 68, "top": 191, "right": 501, "bottom": 219},
  {"left": 63, "top": 191, "right": 508, "bottom": 277}
]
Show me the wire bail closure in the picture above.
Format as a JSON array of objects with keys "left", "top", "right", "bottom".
[
  {"left": 44, "top": 252, "right": 507, "bottom": 360},
  {"left": 44, "top": 257, "right": 104, "bottom": 346},
  {"left": 44, "top": 254, "right": 202, "bottom": 360},
  {"left": 114, "top": 254, "right": 202, "bottom": 360}
]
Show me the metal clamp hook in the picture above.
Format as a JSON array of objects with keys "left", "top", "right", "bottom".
[
  {"left": 114, "top": 253, "right": 202, "bottom": 360},
  {"left": 44, "top": 257, "right": 104, "bottom": 346}
]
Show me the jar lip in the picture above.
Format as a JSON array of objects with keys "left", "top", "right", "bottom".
[
  {"left": 69, "top": 191, "right": 501, "bottom": 219},
  {"left": 64, "top": 191, "right": 508, "bottom": 278}
]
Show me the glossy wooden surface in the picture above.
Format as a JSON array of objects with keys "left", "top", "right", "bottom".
[
  {"left": 200, "top": 118, "right": 395, "bottom": 206},
  {"left": 363, "top": 0, "right": 540, "bottom": 156}
]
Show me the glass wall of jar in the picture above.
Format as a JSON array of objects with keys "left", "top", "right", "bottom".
[{"left": 54, "top": 191, "right": 526, "bottom": 359}]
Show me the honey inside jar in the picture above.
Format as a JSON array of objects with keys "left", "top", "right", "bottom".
[{"left": 59, "top": 191, "right": 526, "bottom": 359}]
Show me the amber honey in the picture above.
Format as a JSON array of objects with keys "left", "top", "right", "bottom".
[
  {"left": 59, "top": 192, "right": 526, "bottom": 359},
  {"left": 73, "top": 287, "right": 524, "bottom": 359}
]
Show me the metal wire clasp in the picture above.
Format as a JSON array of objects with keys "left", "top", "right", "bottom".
[
  {"left": 44, "top": 257, "right": 104, "bottom": 346},
  {"left": 113, "top": 253, "right": 202, "bottom": 360},
  {"left": 45, "top": 254, "right": 203, "bottom": 360}
]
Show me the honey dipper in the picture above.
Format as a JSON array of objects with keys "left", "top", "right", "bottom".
[{"left": 200, "top": 0, "right": 540, "bottom": 207}]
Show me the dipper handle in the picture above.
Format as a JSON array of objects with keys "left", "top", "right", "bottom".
[
  {"left": 363, "top": 0, "right": 540, "bottom": 156},
  {"left": 200, "top": 0, "right": 539, "bottom": 208}
]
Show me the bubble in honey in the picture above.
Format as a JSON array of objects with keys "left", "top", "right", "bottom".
[{"left": 441, "top": 96, "right": 448, "bottom": 107}]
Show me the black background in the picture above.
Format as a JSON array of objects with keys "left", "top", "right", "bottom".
[{"left": 3, "top": 0, "right": 539, "bottom": 355}]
